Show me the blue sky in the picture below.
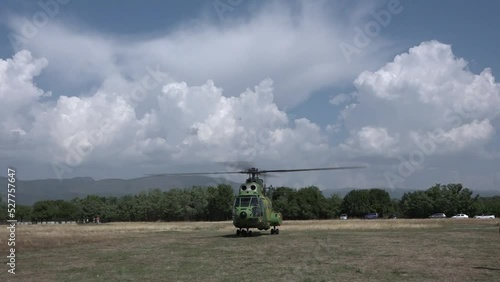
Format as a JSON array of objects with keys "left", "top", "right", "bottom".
[{"left": 1, "top": 0, "right": 499, "bottom": 192}]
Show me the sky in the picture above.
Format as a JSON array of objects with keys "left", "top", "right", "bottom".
[{"left": 0, "top": 0, "right": 499, "bottom": 193}]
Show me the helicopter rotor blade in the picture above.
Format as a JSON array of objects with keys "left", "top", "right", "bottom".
[
  {"left": 261, "top": 166, "right": 366, "bottom": 174},
  {"left": 147, "top": 165, "right": 366, "bottom": 177},
  {"left": 147, "top": 171, "right": 246, "bottom": 177}
]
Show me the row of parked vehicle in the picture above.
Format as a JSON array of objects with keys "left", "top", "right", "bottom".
[
  {"left": 339, "top": 213, "right": 380, "bottom": 220},
  {"left": 339, "top": 213, "right": 396, "bottom": 220},
  {"left": 428, "top": 213, "right": 496, "bottom": 219},
  {"left": 338, "top": 213, "right": 496, "bottom": 220}
]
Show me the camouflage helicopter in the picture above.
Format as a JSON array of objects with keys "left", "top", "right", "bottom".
[{"left": 153, "top": 164, "right": 364, "bottom": 236}]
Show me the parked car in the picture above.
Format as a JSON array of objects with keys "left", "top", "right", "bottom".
[
  {"left": 474, "top": 214, "right": 496, "bottom": 219},
  {"left": 451, "top": 214, "right": 469, "bottom": 219},
  {"left": 339, "top": 214, "right": 348, "bottom": 220},
  {"left": 364, "top": 212, "right": 379, "bottom": 219},
  {"left": 429, "top": 213, "right": 447, "bottom": 219}
]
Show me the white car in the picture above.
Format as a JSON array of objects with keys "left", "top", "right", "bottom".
[
  {"left": 339, "top": 214, "right": 348, "bottom": 220},
  {"left": 451, "top": 214, "right": 469, "bottom": 219},
  {"left": 474, "top": 214, "right": 496, "bottom": 219}
]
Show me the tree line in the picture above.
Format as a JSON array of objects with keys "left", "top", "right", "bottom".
[
  {"left": 1, "top": 183, "right": 499, "bottom": 223},
  {"left": 272, "top": 183, "right": 499, "bottom": 219}
]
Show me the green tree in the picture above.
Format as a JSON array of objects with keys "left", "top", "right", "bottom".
[
  {"left": 163, "top": 188, "right": 186, "bottom": 221},
  {"left": 295, "top": 186, "right": 330, "bottom": 219},
  {"left": 78, "top": 195, "right": 107, "bottom": 222},
  {"left": 143, "top": 189, "right": 163, "bottom": 221},
  {"left": 207, "top": 184, "right": 234, "bottom": 221},
  {"left": 400, "top": 191, "right": 434, "bottom": 218},
  {"left": 341, "top": 189, "right": 371, "bottom": 217},
  {"left": 32, "top": 200, "right": 58, "bottom": 222},
  {"left": 190, "top": 186, "right": 209, "bottom": 220},
  {"left": 368, "top": 189, "right": 393, "bottom": 217},
  {"left": 327, "top": 194, "right": 343, "bottom": 218},
  {"left": 272, "top": 187, "right": 300, "bottom": 219},
  {"left": 31, "top": 200, "right": 78, "bottom": 222},
  {"left": 16, "top": 205, "right": 32, "bottom": 222},
  {"left": 340, "top": 189, "right": 393, "bottom": 217},
  {"left": 425, "top": 183, "right": 479, "bottom": 216},
  {"left": 55, "top": 200, "right": 78, "bottom": 221},
  {"left": 426, "top": 184, "right": 450, "bottom": 214},
  {"left": 391, "top": 198, "right": 402, "bottom": 217},
  {"left": 102, "top": 196, "right": 120, "bottom": 222},
  {"left": 0, "top": 195, "right": 7, "bottom": 222},
  {"left": 478, "top": 196, "right": 500, "bottom": 216},
  {"left": 116, "top": 195, "right": 136, "bottom": 221}
]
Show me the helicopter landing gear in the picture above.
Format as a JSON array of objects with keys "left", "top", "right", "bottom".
[
  {"left": 271, "top": 227, "right": 279, "bottom": 235},
  {"left": 237, "top": 229, "right": 252, "bottom": 237}
]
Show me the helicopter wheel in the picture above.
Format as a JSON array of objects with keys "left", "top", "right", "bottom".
[
  {"left": 248, "top": 230, "right": 252, "bottom": 237},
  {"left": 236, "top": 229, "right": 241, "bottom": 236},
  {"left": 241, "top": 230, "right": 247, "bottom": 237},
  {"left": 271, "top": 229, "right": 275, "bottom": 235},
  {"left": 275, "top": 228, "right": 279, "bottom": 235}
]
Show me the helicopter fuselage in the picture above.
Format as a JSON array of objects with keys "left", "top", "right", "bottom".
[{"left": 232, "top": 179, "right": 282, "bottom": 235}]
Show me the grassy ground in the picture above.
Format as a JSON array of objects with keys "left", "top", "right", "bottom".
[{"left": 1, "top": 219, "right": 499, "bottom": 281}]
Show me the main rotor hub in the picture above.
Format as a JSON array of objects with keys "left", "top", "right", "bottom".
[
  {"left": 246, "top": 167, "right": 261, "bottom": 180},
  {"left": 248, "top": 167, "right": 259, "bottom": 173}
]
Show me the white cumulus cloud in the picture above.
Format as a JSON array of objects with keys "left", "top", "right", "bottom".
[
  {"left": 0, "top": 51, "right": 334, "bottom": 182},
  {"left": 339, "top": 40, "right": 500, "bottom": 157}
]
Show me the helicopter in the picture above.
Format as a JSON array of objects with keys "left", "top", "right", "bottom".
[{"left": 151, "top": 165, "right": 365, "bottom": 236}]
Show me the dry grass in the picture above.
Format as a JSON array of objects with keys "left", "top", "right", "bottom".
[
  {"left": 0, "top": 221, "right": 234, "bottom": 250},
  {"left": 1, "top": 219, "right": 499, "bottom": 281},
  {"left": 0, "top": 219, "right": 445, "bottom": 250},
  {"left": 285, "top": 219, "right": 444, "bottom": 230}
]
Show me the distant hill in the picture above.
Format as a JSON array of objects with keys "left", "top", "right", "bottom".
[
  {"left": 0, "top": 176, "right": 239, "bottom": 205},
  {"left": 321, "top": 187, "right": 500, "bottom": 199}
]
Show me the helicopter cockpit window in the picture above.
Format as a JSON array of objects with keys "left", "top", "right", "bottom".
[
  {"left": 250, "top": 197, "right": 261, "bottom": 216},
  {"left": 239, "top": 197, "right": 251, "bottom": 207},
  {"left": 250, "top": 197, "right": 258, "bottom": 207},
  {"left": 233, "top": 197, "right": 240, "bottom": 208}
]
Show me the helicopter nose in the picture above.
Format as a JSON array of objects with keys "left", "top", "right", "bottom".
[{"left": 239, "top": 211, "right": 247, "bottom": 219}]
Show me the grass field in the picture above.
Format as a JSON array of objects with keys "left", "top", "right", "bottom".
[{"left": 1, "top": 219, "right": 499, "bottom": 281}]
